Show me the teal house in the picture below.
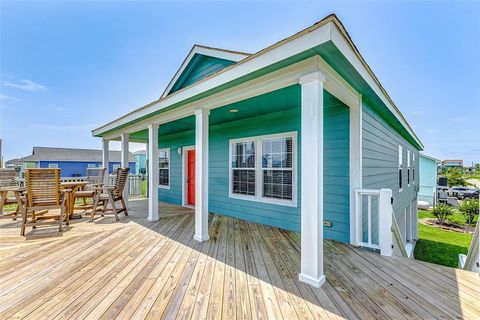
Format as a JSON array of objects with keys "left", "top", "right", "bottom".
[
  {"left": 93, "top": 14, "right": 423, "bottom": 287},
  {"left": 419, "top": 153, "right": 440, "bottom": 205}
]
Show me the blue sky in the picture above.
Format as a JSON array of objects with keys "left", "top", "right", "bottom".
[{"left": 1, "top": 1, "right": 479, "bottom": 165}]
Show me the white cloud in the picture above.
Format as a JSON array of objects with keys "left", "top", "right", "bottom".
[
  {"left": 30, "top": 123, "right": 98, "bottom": 132},
  {"left": 0, "top": 94, "right": 21, "bottom": 101},
  {"left": 3, "top": 79, "right": 47, "bottom": 92},
  {"left": 451, "top": 116, "right": 469, "bottom": 123}
]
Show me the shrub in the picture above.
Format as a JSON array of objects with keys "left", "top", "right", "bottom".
[
  {"left": 445, "top": 168, "right": 467, "bottom": 187},
  {"left": 432, "top": 205, "right": 454, "bottom": 224},
  {"left": 458, "top": 199, "right": 479, "bottom": 225}
]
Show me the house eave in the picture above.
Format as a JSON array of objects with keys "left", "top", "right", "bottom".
[{"left": 92, "top": 14, "right": 423, "bottom": 149}]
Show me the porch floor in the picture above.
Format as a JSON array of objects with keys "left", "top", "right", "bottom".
[{"left": 0, "top": 200, "right": 479, "bottom": 319}]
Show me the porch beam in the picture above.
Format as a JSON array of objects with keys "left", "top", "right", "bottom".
[
  {"left": 102, "top": 138, "right": 109, "bottom": 184},
  {"left": 147, "top": 124, "right": 159, "bottom": 221},
  {"left": 194, "top": 108, "right": 209, "bottom": 242},
  {"left": 121, "top": 133, "right": 129, "bottom": 202},
  {"left": 299, "top": 70, "right": 326, "bottom": 288}
]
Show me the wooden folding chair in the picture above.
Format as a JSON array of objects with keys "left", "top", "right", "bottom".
[
  {"left": 20, "top": 168, "right": 68, "bottom": 236},
  {"left": 0, "top": 168, "right": 23, "bottom": 220},
  {"left": 74, "top": 168, "right": 106, "bottom": 214},
  {"left": 91, "top": 167, "right": 129, "bottom": 221}
]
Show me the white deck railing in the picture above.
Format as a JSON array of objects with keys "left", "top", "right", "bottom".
[
  {"left": 354, "top": 188, "right": 410, "bottom": 258},
  {"left": 60, "top": 174, "right": 146, "bottom": 196},
  {"left": 459, "top": 221, "right": 479, "bottom": 273}
]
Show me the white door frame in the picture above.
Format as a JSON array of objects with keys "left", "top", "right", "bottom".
[{"left": 182, "top": 145, "right": 195, "bottom": 208}]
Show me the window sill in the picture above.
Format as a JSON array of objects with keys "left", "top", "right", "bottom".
[
  {"left": 229, "top": 193, "right": 297, "bottom": 207},
  {"left": 158, "top": 185, "right": 170, "bottom": 190}
]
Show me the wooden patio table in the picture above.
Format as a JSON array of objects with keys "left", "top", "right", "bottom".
[
  {"left": 61, "top": 181, "right": 88, "bottom": 219},
  {"left": 0, "top": 186, "right": 25, "bottom": 219}
]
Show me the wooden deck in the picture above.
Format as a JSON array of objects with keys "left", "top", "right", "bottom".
[{"left": 0, "top": 199, "right": 479, "bottom": 319}]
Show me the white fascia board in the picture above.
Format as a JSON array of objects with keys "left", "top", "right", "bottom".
[
  {"left": 92, "top": 23, "right": 332, "bottom": 137},
  {"left": 419, "top": 153, "right": 441, "bottom": 163},
  {"left": 329, "top": 22, "right": 423, "bottom": 149},
  {"left": 160, "top": 45, "right": 251, "bottom": 99}
]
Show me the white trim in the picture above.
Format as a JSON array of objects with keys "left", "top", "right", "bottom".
[
  {"left": 147, "top": 124, "right": 160, "bottom": 221},
  {"left": 121, "top": 133, "right": 130, "bottom": 201},
  {"left": 87, "top": 163, "right": 96, "bottom": 168},
  {"left": 349, "top": 95, "right": 363, "bottom": 245},
  {"left": 48, "top": 163, "right": 58, "bottom": 168},
  {"left": 228, "top": 131, "right": 298, "bottom": 207},
  {"left": 407, "top": 150, "right": 411, "bottom": 187},
  {"left": 298, "top": 273, "right": 326, "bottom": 288},
  {"left": 299, "top": 73, "right": 325, "bottom": 287},
  {"left": 182, "top": 145, "right": 195, "bottom": 207},
  {"left": 93, "top": 17, "right": 422, "bottom": 150},
  {"left": 161, "top": 45, "right": 250, "bottom": 98},
  {"left": 158, "top": 148, "right": 171, "bottom": 190},
  {"left": 194, "top": 108, "right": 210, "bottom": 242},
  {"left": 398, "top": 145, "right": 403, "bottom": 192}
]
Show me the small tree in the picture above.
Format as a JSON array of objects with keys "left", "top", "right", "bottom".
[
  {"left": 432, "top": 205, "right": 454, "bottom": 224},
  {"left": 458, "top": 199, "right": 479, "bottom": 225},
  {"left": 445, "top": 168, "right": 467, "bottom": 186}
]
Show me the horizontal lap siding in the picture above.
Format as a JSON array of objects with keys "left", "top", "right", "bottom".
[
  {"left": 39, "top": 161, "right": 136, "bottom": 177},
  {"left": 157, "top": 89, "right": 350, "bottom": 242},
  {"left": 209, "top": 109, "right": 301, "bottom": 232},
  {"left": 362, "top": 100, "right": 419, "bottom": 243}
]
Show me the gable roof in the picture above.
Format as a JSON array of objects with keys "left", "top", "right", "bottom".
[
  {"left": 161, "top": 44, "right": 250, "bottom": 98},
  {"left": 21, "top": 147, "right": 135, "bottom": 162},
  {"left": 93, "top": 14, "right": 423, "bottom": 150},
  {"left": 419, "top": 153, "right": 441, "bottom": 163}
]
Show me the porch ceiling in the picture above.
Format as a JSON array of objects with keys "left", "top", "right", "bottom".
[{"left": 130, "top": 84, "right": 302, "bottom": 140}]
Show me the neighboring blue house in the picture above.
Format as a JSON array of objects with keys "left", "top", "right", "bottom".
[
  {"left": 21, "top": 147, "right": 136, "bottom": 177},
  {"left": 134, "top": 150, "right": 147, "bottom": 175},
  {"left": 93, "top": 14, "right": 424, "bottom": 287},
  {"left": 419, "top": 153, "right": 440, "bottom": 205}
]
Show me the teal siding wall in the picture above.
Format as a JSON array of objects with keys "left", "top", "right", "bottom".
[
  {"left": 158, "top": 89, "right": 350, "bottom": 242},
  {"left": 362, "top": 99, "right": 419, "bottom": 244},
  {"left": 170, "top": 55, "right": 236, "bottom": 94}
]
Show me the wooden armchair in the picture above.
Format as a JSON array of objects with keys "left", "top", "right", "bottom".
[
  {"left": 91, "top": 167, "right": 129, "bottom": 221},
  {"left": 74, "top": 168, "right": 106, "bottom": 214},
  {"left": 20, "top": 168, "right": 68, "bottom": 236},
  {"left": 0, "top": 168, "right": 22, "bottom": 220}
]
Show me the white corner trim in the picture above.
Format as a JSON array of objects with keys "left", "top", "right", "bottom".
[
  {"left": 299, "top": 273, "right": 326, "bottom": 288},
  {"left": 299, "top": 70, "right": 325, "bottom": 84},
  {"left": 194, "top": 234, "right": 210, "bottom": 242}
]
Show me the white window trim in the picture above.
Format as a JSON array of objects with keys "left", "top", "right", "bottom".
[
  {"left": 48, "top": 163, "right": 58, "bottom": 168},
  {"left": 412, "top": 153, "right": 415, "bottom": 184},
  {"left": 87, "top": 163, "right": 96, "bottom": 168},
  {"left": 158, "top": 147, "right": 170, "bottom": 190},
  {"left": 228, "top": 131, "right": 298, "bottom": 207},
  {"left": 398, "top": 145, "right": 403, "bottom": 193},
  {"left": 407, "top": 150, "right": 411, "bottom": 187},
  {"left": 112, "top": 163, "right": 121, "bottom": 171}
]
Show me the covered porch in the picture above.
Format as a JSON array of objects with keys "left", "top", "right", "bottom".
[{"left": 1, "top": 199, "right": 479, "bottom": 319}]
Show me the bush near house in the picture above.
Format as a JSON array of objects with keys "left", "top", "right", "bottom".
[
  {"left": 458, "top": 199, "right": 479, "bottom": 225},
  {"left": 432, "top": 205, "right": 454, "bottom": 224},
  {"left": 415, "top": 209, "right": 473, "bottom": 268}
]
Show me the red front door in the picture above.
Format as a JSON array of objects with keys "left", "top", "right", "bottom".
[{"left": 187, "top": 150, "right": 196, "bottom": 205}]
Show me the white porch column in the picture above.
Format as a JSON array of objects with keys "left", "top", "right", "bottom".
[
  {"left": 350, "top": 96, "right": 363, "bottom": 245},
  {"left": 102, "top": 138, "right": 109, "bottom": 185},
  {"left": 299, "top": 71, "right": 326, "bottom": 288},
  {"left": 379, "top": 188, "right": 394, "bottom": 256},
  {"left": 147, "top": 124, "right": 159, "bottom": 221},
  {"left": 121, "top": 133, "right": 130, "bottom": 201},
  {"left": 194, "top": 108, "right": 209, "bottom": 242}
]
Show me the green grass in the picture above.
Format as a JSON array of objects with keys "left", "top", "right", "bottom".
[
  {"left": 415, "top": 209, "right": 473, "bottom": 268},
  {"left": 418, "top": 208, "right": 478, "bottom": 226}
]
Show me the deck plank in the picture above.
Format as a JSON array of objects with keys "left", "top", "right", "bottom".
[{"left": 0, "top": 199, "right": 479, "bottom": 320}]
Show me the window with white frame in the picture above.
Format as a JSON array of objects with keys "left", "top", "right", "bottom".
[
  {"left": 87, "top": 163, "right": 96, "bottom": 168},
  {"left": 398, "top": 146, "right": 403, "bottom": 191},
  {"left": 262, "top": 137, "right": 293, "bottom": 200},
  {"left": 112, "top": 163, "right": 120, "bottom": 171},
  {"left": 48, "top": 163, "right": 58, "bottom": 168},
  {"left": 412, "top": 153, "right": 415, "bottom": 183},
  {"left": 407, "top": 150, "right": 411, "bottom": 186},
  {"left": 230, "top": 132, "right": 297, "bottom": 206},
  {"left": 231, "top": 140, "right": 256, "bottom": 196},
  {"left": 159, "top": 148, "right": 170, "bottom": 188}
]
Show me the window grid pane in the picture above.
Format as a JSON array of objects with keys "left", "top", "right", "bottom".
[
  {"left": 232, "top": 141, "right": 255, "bottom": 168},
  {"left": 262, "top": 170, "right": 293, "bottom": 200},
  {"left": 262, "top": 137, "right": 292, "bottom": 168},
  {"left": 232, "top": 169, "right": 255, "bottom": 196},
  {"left": 159, "top": 149, "right": 169, "bottom": 186}
]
